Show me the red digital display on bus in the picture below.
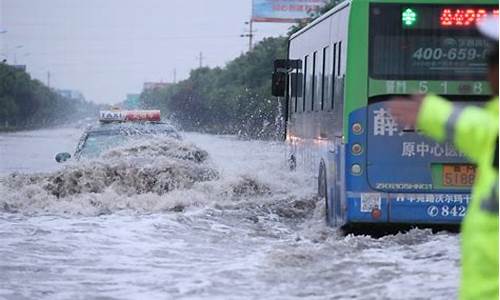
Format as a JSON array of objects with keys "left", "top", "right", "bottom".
[
  {"left": 371, "top": 4, "right": 497, "bottom": 80},
  {"left": 440, "top": 8, "right": 499, "bottom": 27}
]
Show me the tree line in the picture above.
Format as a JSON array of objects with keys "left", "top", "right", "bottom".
[
  {"left": 0, "top": 63, "right": 98, "bottom": 131},
  {"left": 138, "top": 0, "right": 340, "bottom": 139},
  {"left": 140, "top": 36, "right": 288, "bottom": 139}
]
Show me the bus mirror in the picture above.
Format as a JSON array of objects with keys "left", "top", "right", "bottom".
[{"left": 272, "top": 71, "right": 286, "bottom": 97}]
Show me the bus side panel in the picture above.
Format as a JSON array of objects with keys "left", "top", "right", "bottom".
[{"left": 286, "top": 5, "right": 350, "bottom": 173}]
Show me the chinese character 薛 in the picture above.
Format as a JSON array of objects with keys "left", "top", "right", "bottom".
[{"left": 373, "top": 108, "right": 398, "bottom": 136}]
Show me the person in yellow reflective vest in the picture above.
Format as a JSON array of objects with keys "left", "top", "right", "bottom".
[{"left": 388, "top": 16, "right": 499, "bottom": 300}]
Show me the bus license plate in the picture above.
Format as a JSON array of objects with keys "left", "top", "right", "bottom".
[{"left": 442, "top": 164, "right": 476, "bottom": 187}]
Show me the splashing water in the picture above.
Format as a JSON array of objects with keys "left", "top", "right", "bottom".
[
  {"left": 1, "top": 137, "right": 218, "bottom": 216},
  {"left": 0, "top": 129, "right": 459, "bottom": 300}
]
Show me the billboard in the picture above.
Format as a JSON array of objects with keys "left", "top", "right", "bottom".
[{"left": 252, "top": 0, "right": 329, "bottom": 23}]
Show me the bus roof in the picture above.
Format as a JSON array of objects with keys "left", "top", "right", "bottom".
[{"left": 290, "top": 1, "right": 351, "bottom": 40}]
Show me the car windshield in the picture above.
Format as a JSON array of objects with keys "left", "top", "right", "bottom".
[
  {"left": 78, "top": 132, "right": 129, "bottom": 159},
  {"left": 77, "top": 124, "right": 179, "bottom": 159}
]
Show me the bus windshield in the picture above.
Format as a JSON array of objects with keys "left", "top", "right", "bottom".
[{"left": 369, "top": 4, "right": 498, "bottom": 80}]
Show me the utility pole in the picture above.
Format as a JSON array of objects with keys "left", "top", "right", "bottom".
[
  {"left": 240, "top": 20, "right": 255, "bottom": 52},
  {"left": 249, "top": 20, "right": 254, "bottom": 51},
  {"left": 13, "top": 45, "right": 23, "bottom": 65},
  {"left": 197, "top": 52, "right": 204, "bottom": 68},
  {"left": 173, "top": 68, "right": 177, "bottom": 84},
  {"left": 47, "top": 71, "right": 51, "bottom": 88}
]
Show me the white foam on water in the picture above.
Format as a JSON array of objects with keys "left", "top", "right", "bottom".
[
  {"left": 0, "top": 129, "right": 460, "bottom": 299},
  {"left": 0, "top": 136, "right": 220, "bottom": 216}
]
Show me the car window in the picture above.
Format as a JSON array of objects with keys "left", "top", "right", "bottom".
[{"left": 78, "top": 133, "right": 128, "bottom": 159}]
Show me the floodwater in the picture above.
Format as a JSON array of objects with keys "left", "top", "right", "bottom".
[{"left": 0, "top": 128, "right": 460, "bottom": 300}]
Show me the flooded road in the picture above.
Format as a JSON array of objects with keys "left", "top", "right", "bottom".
[{"left": 0, "top": 128, "right": 460, "bottom": 300}]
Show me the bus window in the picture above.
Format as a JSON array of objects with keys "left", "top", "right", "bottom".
[
  {"left": 331, "top": 43, "right": 337, "bottom": 110},
  {"left": 334, "top": 42, "right": 344, "bottom": 122},
  {"left": 295, "top": 70, "right": 303, "bottom": 112},
  {"left": 316, "top": 50, "right": 323, "bottom": 112},
  {"left": 337, "top": 41, "right": 342, "bottom": 76},
  {"left": 311, "top": 51, "right": 317, "bottom": 112},
  {"left": 321, "top": 46, "right": 329, "bottom": 111},
  {"left": 302, "top": 55, "right": 308, "bottom": 112},
  {"left": 305, "top": 54, "right": 314, "bottom": 112}
]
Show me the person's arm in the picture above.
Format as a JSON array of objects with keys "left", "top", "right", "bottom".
[
  {"left": 388, "top": 94, "right": 498, "bottom": 164},
  {"left": 415, "top": 94, "right": 453, "bottom": 142}
]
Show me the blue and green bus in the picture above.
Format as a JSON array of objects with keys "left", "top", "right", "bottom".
[{"left": 273, "top": 0, "right": 498, "bottom": 229}]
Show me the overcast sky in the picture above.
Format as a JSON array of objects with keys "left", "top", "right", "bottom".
[{"left": 1, "top": 0, "right": 290, "bottom": 104}]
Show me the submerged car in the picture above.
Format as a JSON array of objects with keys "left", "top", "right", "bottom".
[{"left": 55, "top": 110, "right": 180, "bottom": 162}]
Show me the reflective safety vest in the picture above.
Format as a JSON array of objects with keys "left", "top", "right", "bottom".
[{"left": 417, "top": 95, "right": 499, "bottom": 300}]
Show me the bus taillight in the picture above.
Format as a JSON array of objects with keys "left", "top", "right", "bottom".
[
  {"left": 352, "top": 123, "right": 363, "bottom": 135},
  {"left": 352, "top": 144, "right": 363, "bottom": 155},
  {"left": 371, "top": 208, "right": 382, "bottom": 220}
]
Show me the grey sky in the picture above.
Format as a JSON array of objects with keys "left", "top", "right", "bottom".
[{"left": 1, "top": 0, "right": 290, "bottom": 104}]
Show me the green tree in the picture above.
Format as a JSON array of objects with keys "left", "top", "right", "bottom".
[
  {"left": 137, "top": 0, "right": 341, "bottom": 139},
  {"left": 0, "top": 63, "right": 98, "bottom": 130}
]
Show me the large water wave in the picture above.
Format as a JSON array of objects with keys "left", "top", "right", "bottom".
[
  {"left": 0, "top": 136, "right": 319, "bottom": 220},
  {"left": 0, "top": 137, "right": 221, "bottom": 215}
]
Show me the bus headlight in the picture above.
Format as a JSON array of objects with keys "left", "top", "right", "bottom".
[
  {"left": 351, "top": 164, "right": 362, "bottom": 175},
  {"left": 352, "top": 143, "right": 363, "bottom": 155},
  {"left": 352, "top": 123, "right": 363, "bottom": 135}
]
